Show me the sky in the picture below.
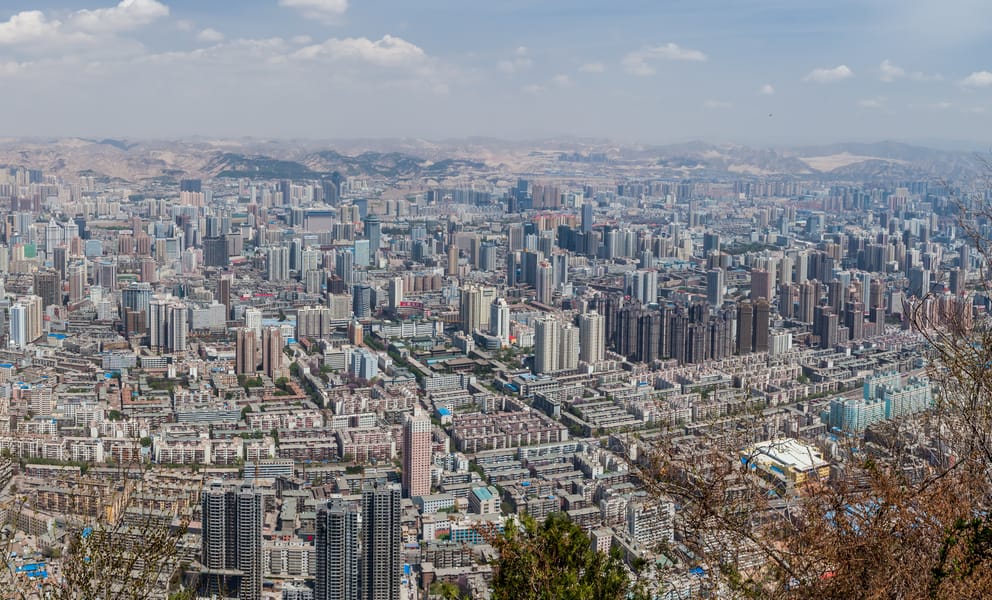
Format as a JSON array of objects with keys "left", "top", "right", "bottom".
[{"left": 1, "top": 0, "right": 992, "bottom": 145}]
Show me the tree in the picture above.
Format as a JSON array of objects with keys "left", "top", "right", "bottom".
[{"left": 489, "top": 512, "right": 638, "bottom": 600}]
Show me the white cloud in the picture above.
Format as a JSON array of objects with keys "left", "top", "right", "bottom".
[
  {"left": 551, "top": 74, "right": 571, "bottom": 87},
  {"left": 279, "top": 0, "right": 348, "bottom": 22},
  {"left": 498, "top": 47, "right": 533, "bottom": 74},
  {"left": 858, "top": 96, "right": 886, "bottom": 109},
  {"left": 703, "top": 99, "right": 732, "bottom": 109},
  {"left": 69, "top": 0, "right": 169, "bottom": 34},
  {"left": 579, "top": 62, "right": 605, "bottom": 73},
  {"left": 879, "top": 59, "right": 941, "bottom": 82},
  {"left": 803, "top": 64, "right": 853, "bottom": 83},
  {"left": 291, "top": 35, "right": 313, "bottom": 45},
  {"left": 622, "top": 43, "right": 706, "bottom": 76},
  {"left": 0, "top": 11, "right": 65, "bottom": 45},
  {"left": 522, "top": 84, "right": 545, "bottom": 95},
  {"left": 930, "top": 101, "right": 952, "bottom": 110},
  {"left": 759, "top": 83, "right": 774, "bottom": 95},
  {"left": 293, "top": 35, "right": 426, "bottom": 68},
  {"left": 197, "top": 28, "right": 225, "bottom": 43},
  {"left": 879, "top": 59, "right": 905, "bottom": 82},
  {"left": 0, "top": 60, "right": 27, "bottom": 76},
  {"left": 175, "top": 19, "right": 194, "bottom": 32},
  {"left": 960, "top": 71, "right": 992, "bottom": 88}
]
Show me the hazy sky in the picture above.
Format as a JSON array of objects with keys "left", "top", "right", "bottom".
[{"left": 2, "top": 0, "right": 992, "bottom": 145}]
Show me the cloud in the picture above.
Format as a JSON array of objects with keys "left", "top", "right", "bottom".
[
  {"left": 703, "top": 99, "right": 732, "bottom": 109},
  {"left": 498, "top": 47, "right": 533, "bottom": 74},
  {"left": 622, "top": 42, "right": 706, "bottom": 76},
  {"left": 522, "top": 84, "right": 545, "bottom": 95},
  {"left": 69, "top": 0, "right": 169, "bottom": 34},
  {"left": 175, "top": 19, "right": 193, "bottom": 32},
  {"left": 197, "top": 28, "right": 225, "bottom": 43},
  {"left": 291, "top": 35, "right": 313, "bottom": 45},
  {"left": 579, "top": 62, "right": 605, "bottom": 73},
  {"left": 759, "top": 83, "right": 774, "bottom": 95},
  {"left": 803, "top": 64, "right": 853, "bottom": 83},
  {"left": 0, "top": 61, "right": 27, "bottom": 76},
  {"left": 879, "top": 59, "right": 941, "bottom": 82},
  {"left": 292, "top": 35, "right": 426, "bottom": 68},
  {"left": 0, "top": 11, "right": 65, "bottom": 45},
  {"left": 960, "top": 71, "right": 992, "bottom": 88},
  {"left": 879, "top": 59, "right": 905, "bottom": 82},
  {"left": 858, "top": 97, "right": 886, "bottom": 109},
  {"left": 551, "top": 74, "right": 571, "bottom": 87},
  {"left": 279, "top": 0, "right": 348, "bottom": 22}
]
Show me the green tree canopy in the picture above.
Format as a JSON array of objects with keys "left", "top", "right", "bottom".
[{"left": 491, "top": 512, "right": 637, "bottom": 600}]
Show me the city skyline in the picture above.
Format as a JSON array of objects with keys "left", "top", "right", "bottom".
[{"left": 0, "top": 1, "right": 991, "bottom": 143}]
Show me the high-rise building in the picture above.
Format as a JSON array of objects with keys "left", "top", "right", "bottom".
[
  {"left": 236, "top": 328, "right": 258, "bottom": 375},
  {"left": 534, "top": 316, "right": 560, "bottom": 374},
  {"left": 167, "top": 302, "right": 188, "bottom": 353},
  {"left": 388, "top": 277, "right": 403, "bottom": 312},
  {"left": 402, "top": 412, "right": 431, "bottom": 499},
  {"left": 459, "top": 285, "right": 489, "bottom": 334},
  {"left": 753, "top": 298, "right": 771, "bottom": 353},
  {"left": 33, "top": 268, "right": 60, "bottom": 309},
  {"left": 798, "top": 280, "right": 818, "bottom": 324},
  {"left": 558, "top": 322, "right": 579, "bottom": 371},
  {"left": 201, "top": 481, "right": 263, "bottom": 600},
  {"left": 751, "top": 269, "right": 772, "bottom": 302},
  {"left": 267, "top": 246, "right": 290, "bottom": 282},
  {"left": 361, "top": 482, "right": 401, "bottom": 600},
  {"left": 736, "top": 300, "right": 753, "bottom": 355},
  {"left": 579, "top": 311, "right": 605, "bottom": 364},
  {"left": 203, "top": 236, "right": 229, "bottom": 267},
  {"left": 68, "top": 261, "right": 87, "bottom": 304},
  {"left": 489, "top": 298, "right": 510, "bottom": 347},
  {"left": 352, "top": 284, "right": 373, "bottom": 319},
  {"left": 244, "top": 308, "right": 263, "bottom": 338},
  {"left": 447, "top": 245, "right": 459, "bottom": 277},
  {"left": 631, "top": 269, "right": 658, "bottom": 306},
  {"left": 706, "top": 268, "right": 725, "bottom": 308},
  {"left": 336, "top": 250, "right": 355, "bottom": 286},
  {"left": 354, "top": 239, "right": 371, "bottom": 267},
  {"left": 8, "top": 302, "right": 27, "bottom": 348},
  {"left": 581, "top": 202, "right": 594, "bottom": 233},
  {"left": 364, "top": 214, "right": 381, "bottom": 252},
  {"left": 218, "top": 274, "right": 232, "bottom": 320},
  {"left": 316, "top": 498, "right": 360, "bottom": 600},
  {"left": 262, "top": 326, "right": 282, "bottom": 379},
  {"left": 297, "top": 306, "right": 333, "bottom": 340},
  {"left": 536, "top": 260, "right": 554, "bottom": 305}
]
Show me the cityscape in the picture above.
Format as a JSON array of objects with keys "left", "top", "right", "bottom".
[{"left": 2, "top": 1, "right": 992, "bottom": 600}]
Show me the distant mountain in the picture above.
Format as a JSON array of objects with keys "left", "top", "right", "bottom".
[{"left": 0, "top": 137, "right": 982, "bottom": 183}]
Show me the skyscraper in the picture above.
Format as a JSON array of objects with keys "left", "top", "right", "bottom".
[
  {"left": 581, "top": 202, "right": 594, "bottom": 233},
  {"left": 558, "top": 322, "right": 579, "bottom": 371},
  {"left": 579, "top": 311, "right": 605, "bottom": 364},
  {"left": 536, "top": 260, "right": 554, "bottom": 305},
  {"left": 236, "top": 328, "right": 258, "bottom": 375},
  {"left": 267, "top": 246, "right": 290, "bottom": 282},
  {"left": 361, "top": 482, "right": 401, "bottom": 600},
  {"left": 534, "top": 316, "right": 560, "bottom": 374},
  {"left": 706, "top": 268, "right": 725, "bottom": 308},
  {"left": 201, "top": 481, "right": 263, "bottom": 600},
  {"left": 33, "top": 268, "right": 60, "bottom": 309},
  {"left": 316, "top": 498, "right": 360, "bottom": 600},
  {"left": 736, "top": 300, "right": 754, "bottom": 355},
  {"left": 262, "top": 326, "right": 282, "bottom": 379},
  {"left": 489, "top": 298, "right": 510, "bottom": 347},
  {"left": 402, "top": 412, "right": 431, "bottom": 499},
  {"left": 68, "top": 261, "right": 87, "bottom": 304},
  {"left": 364, "top": 214, "right": 382, "bottom": 252},
  {"left": 8, "top": 302, "right": 27, "bottom": 348},
  {"left": 459, "top": 285, "right": 485, "bottom": 334}
]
